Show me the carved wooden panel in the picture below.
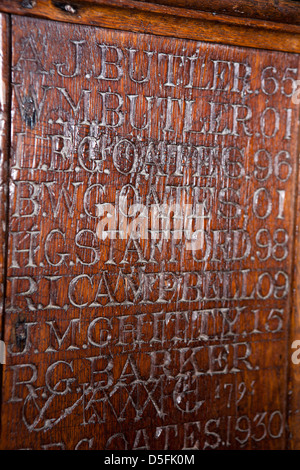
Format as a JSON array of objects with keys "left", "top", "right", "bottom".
[{"left": 0, "top": 13, "right": 300, "bottom": 450}]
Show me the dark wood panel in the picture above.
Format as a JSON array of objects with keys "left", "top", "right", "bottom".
[{"left": 0, "top": 15, "right": 299, "bottom": 449}]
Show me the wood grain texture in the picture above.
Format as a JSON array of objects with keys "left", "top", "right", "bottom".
[
  {"left": 0, "top": 15, "right": 299, "bottom": 450},
  {"left": 3, "top": 0, "right": 300, "bottom": 26},
  {"left": 0, "top": 14, "right": 10, "bottom": 346},
  {"left": 287, "top": 90, "right": 300, "bottom": 450},
  {"left": 0, "top": 0, "right": 300, "bottom": 53},
  {"left": 287, "top": 168, "right": 300, "bottom": 447},
  {"left": 136, "top": 0, "right": 300, "bottom": 25}
]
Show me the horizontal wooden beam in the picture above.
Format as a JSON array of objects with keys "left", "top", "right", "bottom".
[
  {"left": 0, "top": 0, "right": 300, "bottom": 53},
  {"left": 136, "top": 0, "right": 300, "bottom": 26}
]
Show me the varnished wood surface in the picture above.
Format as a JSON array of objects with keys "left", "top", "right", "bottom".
[
  {"left": 0, "top": 14, "right": 10, "bottom": 346},
  {"left": 3, "top": 0, "right": 300, "bottom": 26},
  {"left": 1, "top": 0, "right": 300, "bottom": 53},
  {"left": 287, "top": 124, "right": 300, "bottom": 450},
  {"left": 137, "top": 0, "right": 300, "bottom": 25},
  {"left": 0, "top": 15, "right": 299, "bottom": 449}
]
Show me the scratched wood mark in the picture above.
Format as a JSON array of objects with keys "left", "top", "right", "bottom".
[{"left": 0, "top": 14, "right": 300, "bottom": 449}]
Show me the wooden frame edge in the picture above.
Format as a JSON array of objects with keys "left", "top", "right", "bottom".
[{"left": 0, "top": 0, "right": 300, "bottom": 53}]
